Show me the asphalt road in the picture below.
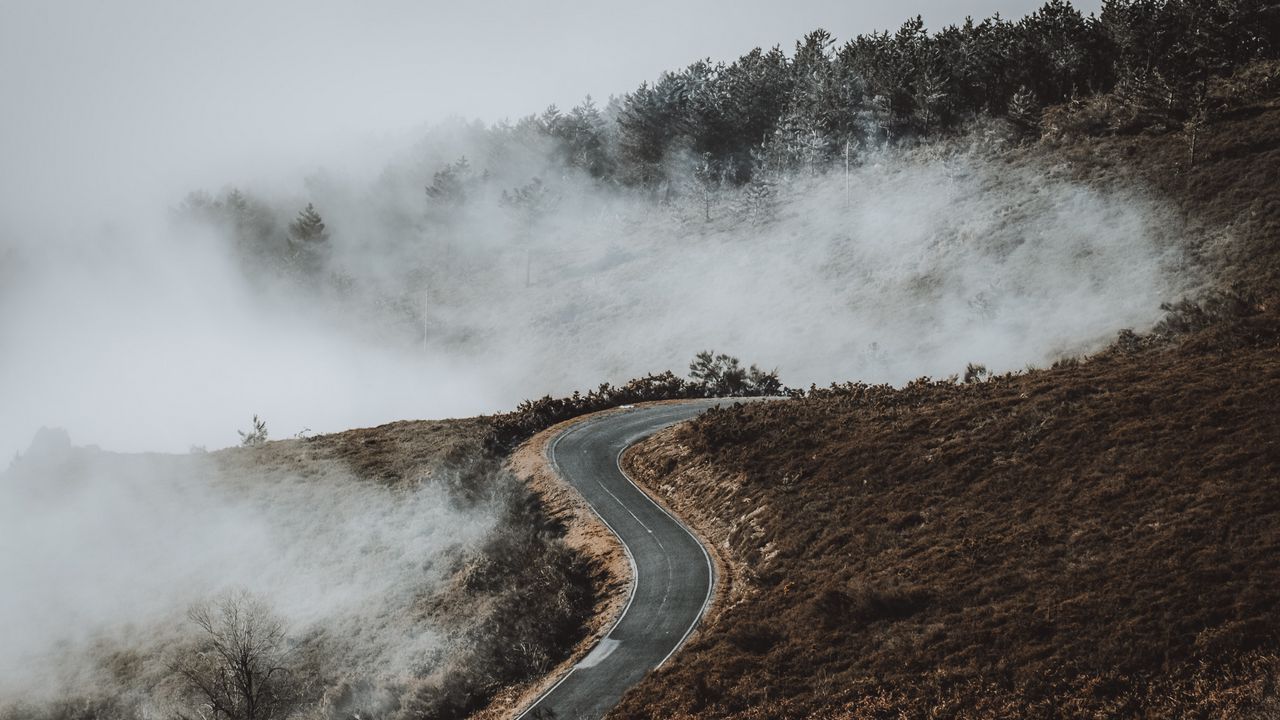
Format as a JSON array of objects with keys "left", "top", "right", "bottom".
[{"left": 517, "top": 399, "right": 738, "bottom": 720}]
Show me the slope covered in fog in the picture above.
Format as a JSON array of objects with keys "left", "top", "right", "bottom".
[
  {"left": 0, "top": 420, "right": 596, "bottom": 719},
  {"left": 11, "top": 0, "right": 1262, "bottom": 458},
  {"left": 0, "top": 135, "right": 1190, "bottom": 461}
]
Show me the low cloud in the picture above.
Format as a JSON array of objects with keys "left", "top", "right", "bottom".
[{"left": 0, "top": 434, "right": 495, "bottom": 705}]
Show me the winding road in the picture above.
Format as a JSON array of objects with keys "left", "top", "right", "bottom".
[{"left": 518, "top": 399, "right": 735, "bottom": 720}]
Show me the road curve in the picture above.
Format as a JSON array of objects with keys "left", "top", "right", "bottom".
[{"left": 518, "top": 399, "right": 735, "bottom": 720}]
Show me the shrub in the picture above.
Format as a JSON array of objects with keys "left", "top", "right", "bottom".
[
  {"left": 1154, "top": 288, "right": 1262, "bottom": 337},
  {"left": 689, "top": 351, "right": 782, "bottom": 397},
  {"left": 488, "top": 353, "right": 786, "bottom": 451},
  {"left": 408, "top": 481, "right": 595, "bottom": 720},
  {"left": 963, "top": 363, "right": 990, "bottom": 383}
]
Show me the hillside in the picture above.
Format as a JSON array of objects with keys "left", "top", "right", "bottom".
[
  {"left": 0, "top": 418, "right": 600, "bottom": 720},
  {"left": 609, "top": 71, "right": 1280, "bottom": 718},
  {"left": 5, "top": 2, "right": 1279, "bottom": 718}
]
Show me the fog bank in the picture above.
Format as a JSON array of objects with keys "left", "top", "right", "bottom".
[
  {"left": 0, "top": 432, "right": 496, "bottom": 705},
  {"left": 1, "top": 127, "right": 1190, "bottom": 462}
]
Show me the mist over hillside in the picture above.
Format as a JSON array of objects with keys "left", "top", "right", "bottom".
[
  {"left": 0, "top": 116, "right": 1192, "bottom": 720},
  {"left": 6, "top": 0, "right": 1256, "bottom": 459},
  {"left": 0, "top": 128, "right": 1188, "bottom": 461},
  {"left": 0, "top": 420, "right": 602, "bottom": 719},
  {"left": 0, "top": 431, "right": 496, "bottom": 707},
  {"left": 3, "top": 0, "right": 1270, "bottom": 716}
]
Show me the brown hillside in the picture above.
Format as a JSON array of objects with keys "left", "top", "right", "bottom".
[
  {"left": 1042, "top": 61, "right": 1280, "bottom": 296},
  {"left": 609, "top": 74, "right": 1280, "bottom": 719}
]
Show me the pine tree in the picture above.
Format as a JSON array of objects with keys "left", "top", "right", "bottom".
[
  {"left": 218, "top": 189, "right": 281, "bottom": 271},
  {"left": 789, "top": 29, "right": 838, "bottom": 130},
  {"left": 425, "top": 157, "right": 473, "bottom": 207},
  {"left": 286, "top": 203, "right": 330, "bottom": 276},
  {"left": 738, "top": 171, "right": 779, "bottom": 227},
  {"left": 1008, "top": 85, "right": 1044, "bottom": 134},
  {"left": 719, "top": 46, "right": 791, "bottom": 181},
  {"left": 845, "top": 28, "right": 913, "bottom": 142},
  {"left": 617, "top": 76, "right": 688, "bottom": 185},
  {"left": 692, "top": 152, "right": 721, "bottom": 221},
  {"left": 288, "top": 203, "right": 327, "bottom": 244},
  {"left": 909, "top": 45, "right": 951, "bottom": 134},
  {"left": 1013, "top": 0, "right": 1100, "bottom": 105},
  {"left": 544, "top": 97, "right": 615, "bottom": 179}
]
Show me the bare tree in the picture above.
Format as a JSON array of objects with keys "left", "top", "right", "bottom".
[{"left": 173, "top": 592, "right": 301, "bottom": 720}]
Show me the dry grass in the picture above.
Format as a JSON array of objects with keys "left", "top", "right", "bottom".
[
  {"left": 215, "top": 416, "right": 491, "bottom": 489},
  {"left": 613, "top": 317, "right": 1280, "bottom": 719}
]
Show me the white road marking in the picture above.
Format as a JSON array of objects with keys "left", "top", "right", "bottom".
[{"left": 575, "top": 638, "right": 621, "bottom": 669}]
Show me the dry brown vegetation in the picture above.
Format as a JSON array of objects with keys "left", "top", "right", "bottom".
[
  {"left": 608, "top": 69, "right": 1280, "bottom": 719},
  {"left": 618, "top": 318, "right": 1280, "bottom": 718}
]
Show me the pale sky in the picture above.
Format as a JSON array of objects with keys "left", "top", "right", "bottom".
[{"left": 0, "top": 0, "right": 1102, "bottom": 230}]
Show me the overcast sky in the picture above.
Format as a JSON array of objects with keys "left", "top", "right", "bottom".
[{"left": 0, "top": 0, "right": 1102, "bottom": 231}]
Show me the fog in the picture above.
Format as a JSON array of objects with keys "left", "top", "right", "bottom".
[
  {"left": 0, "top": 215, "right": 495, "bottom": 460},
  {"left": 1, "top": 0, "right": 1183, "bottom": 712},
  {"left": 1, "top": 126, "right": 1188, "bottom": 461},
  {"left": 1, "top": 0, "right": 1114, "bottom": 459},
  {"left": 0, "top": 430, "right": 497, "bottom": 709},
  {"left": 439, "top": 150, "right": 1180, "bottom": 388}
]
